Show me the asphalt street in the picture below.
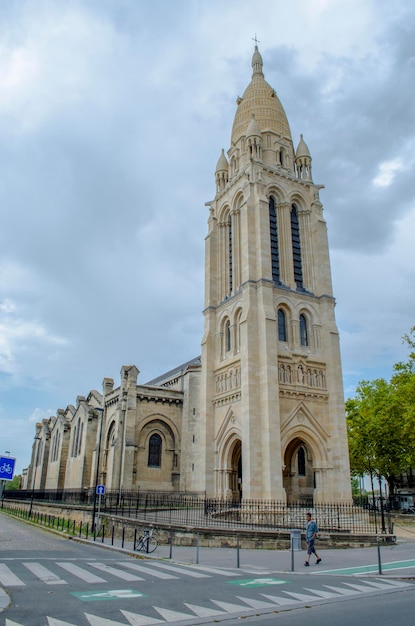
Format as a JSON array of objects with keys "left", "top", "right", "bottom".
[{"left": 1, "top": 512, "right": 414, "bottom": 626}]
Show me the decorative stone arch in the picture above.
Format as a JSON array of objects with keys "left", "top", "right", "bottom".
[
  {"left": 266, "top": 184, "right": 285, "bottom": 205},
  {"left": 218, "top": 204, "right": 231, "bottom": 225},
  {"left": 215, "top": 408, "right": 242, "bottom": 500},
  {"left": 231, "top": 189, "right": 244, "bottom": 212},
  {"left": 136, "top": 414, "right": 180, "bottom": 490},
  {"left": 289, "top": 191, "right": 307, "bottom": 212},
  {"left": 281, "top": 406, "right": 330, "bottom": 505}
]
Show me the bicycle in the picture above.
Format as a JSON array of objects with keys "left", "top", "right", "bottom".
[{"left": 134, "top": 527, "right": 158, "bottom": 553}]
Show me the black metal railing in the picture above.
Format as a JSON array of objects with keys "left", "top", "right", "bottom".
[{"left": 3, "top": 488, "right": 392, "bottom": 533}]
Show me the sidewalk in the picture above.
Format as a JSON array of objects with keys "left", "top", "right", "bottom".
[{"left": 76, "top": 527, "right": 415, "bottom": 579}]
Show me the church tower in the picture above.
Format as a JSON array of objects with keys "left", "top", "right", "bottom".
[{"left": 198, "top": 47, "right": 352, "bottom": 503}]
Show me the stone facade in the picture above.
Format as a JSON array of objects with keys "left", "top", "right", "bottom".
[{"left": 26, "top": 48, "right": 352, "bottom": 504}]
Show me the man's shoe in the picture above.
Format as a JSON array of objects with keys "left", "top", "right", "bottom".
[
  {"left": 316, "top": 558, "right": 322, "bottom": 564},
  {"left": 304, "top": 562, "right": 310, "bottom": 566}
]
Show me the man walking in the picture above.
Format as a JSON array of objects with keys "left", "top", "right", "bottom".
[{"left": 304, "top": 512, "right": 321, "bottom": 566}]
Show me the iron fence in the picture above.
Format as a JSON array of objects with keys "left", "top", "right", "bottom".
[{"left": 3, "top": 488, "right": 392, "bottom": 533}]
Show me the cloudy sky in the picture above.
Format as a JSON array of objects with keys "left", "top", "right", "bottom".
[{"left": 0, "top": 0, "right": 414, "bottom": 473}]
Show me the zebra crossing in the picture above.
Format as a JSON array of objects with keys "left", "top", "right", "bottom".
[
  {"left": 2, "top": 577, "right": 412, "bottom": 625},
  {"left": 0, "top": 560, "right": 222, "bottom": 587},
  {"left": 1, "top": 559, "right": 413, "bottom": 626}
]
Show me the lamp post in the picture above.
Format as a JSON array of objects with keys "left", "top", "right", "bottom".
[
  {"left": 29, "top": 437, "right": 41, "bottom": 517},
  {"left": 117, "top": 393, "right": 127, "bottom": 506},
  {"left": 91, "top": 407, "right": 104, "bottom": 532}
]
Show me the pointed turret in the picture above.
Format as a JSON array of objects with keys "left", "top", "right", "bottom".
[
  {"left": 215, "top": 149, "right": 229, "bottom": 193},
  {"left": 295, "top": 134, "right": 312, "bottom": 181}
]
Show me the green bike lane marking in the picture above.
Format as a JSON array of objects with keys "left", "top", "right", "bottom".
[
  {"left": 71, "top": 589, "right": 146, "bottom": 601},
  {"left": 313, "top": 559, "right": 415, "bottom": 576}
]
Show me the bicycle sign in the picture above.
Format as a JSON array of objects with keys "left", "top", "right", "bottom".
[{"left": 0, "top": 456, "right": 16, "bottom": 481}]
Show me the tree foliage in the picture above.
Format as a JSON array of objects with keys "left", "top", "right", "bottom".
[{"left": 346, "top": 327, "right": 415, "bottom": 493}]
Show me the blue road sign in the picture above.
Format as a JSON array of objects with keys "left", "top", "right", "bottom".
[
  {"left": 0, "top": 456, "right": 16, "bottom": 481},
  {"left": 96, "top": 484, "right": 105, "bottom": 495}
]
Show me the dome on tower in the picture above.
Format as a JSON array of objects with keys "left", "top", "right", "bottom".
[
  {"left": 231, "top": 46, "right": 292, "bottom": 146},
  {"left": 215, "top": 148, "right": 229, "bottom": 172},
  {"left": 295, "top": 134, "right": 311, "bottom": 159}
]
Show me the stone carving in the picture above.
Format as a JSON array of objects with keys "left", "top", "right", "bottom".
[{"left": 278, "top": 362, "right": 326, "bottom": 389}]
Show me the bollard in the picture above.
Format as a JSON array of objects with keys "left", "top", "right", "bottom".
[
  {"left": 196, "top": 532, "right": 200, "bottom": 564},
  {"left": 236, "top": 534, "right": 240, "bottom": 569},
  {"left": 291, "top": 537, "right": 295, "bottom": 572},
  {"left": 377, "top": 536, "right": 383, "bottom": 575},
  {"left": 169, "top": 529, "right": 173, "bottom": 559}
]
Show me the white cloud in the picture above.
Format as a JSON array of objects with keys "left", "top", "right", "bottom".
[{"left": 372, "top": 158, "right": 404, "bottom": 187}]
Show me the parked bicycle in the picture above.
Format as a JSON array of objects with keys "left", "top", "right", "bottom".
[{"left": 134, "top": 527, "right": 158, "bottom": 553}]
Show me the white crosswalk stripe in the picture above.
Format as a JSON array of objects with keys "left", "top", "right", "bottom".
[
  {"left": 118, "top": 561, "right": 178, "bottom": 579},
  {"left": 88, "top": 562, "right": 144, "bottom": 581},
  {"left": 146, "top": 562, "right": 210, "bottom": 577},
  {"left": 0, "top": 563, "right": 25, "bottom": 587},
  {"left": 55, "top": 562, "right": 106, "bottom": 583},
  {"left": 23, "top": 562, "right": 67, "bottom": 585}
]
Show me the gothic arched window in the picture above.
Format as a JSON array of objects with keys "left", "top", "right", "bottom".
[
  {"left": 228, "top": 215, "right": 233, "bottom": 295},
  {"left": 298, "top": 446, "right": 306, "bottom": 476},
  {"left": 225, "top": 319, "right": 231, "bottom": 352},
  {"left": 269, "top": 197, "right": 280, "bottom": 283},
  {"left": 148, "top": 434, "right": 162, "bottom": 468},
  {"left": 291, "top": 205, "right": 303, "bottom": 289},
  {"left": 278, "top": 309, "right": 287, "bottom": 342},
  {"left": 300, "top": 314, "right": 308, "bottom": 346}
]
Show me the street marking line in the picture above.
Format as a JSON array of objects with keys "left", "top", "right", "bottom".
[
  {"left": 121, "top": 610, "right": 164, "bottom": 625},
  {"left": 85, "top": 613, "right": 129, "bottom": 626},
  {"left": 323, "top": 585, "right": 360, "bottom": 596},
  {"left": 282, "top": 590, "right": 324, "bottom": 602},
  {"left": 0, "top": 563, "right": 25, "bottom": 587},
  {"left": 88, "top": 562, "right": 144, "bottom": 581},
  {"left": 261, "top": 594, "right": 298, "bottom": 606},
  {"left": 23, "top": 562, "right": 67, "bottom": 585},
  {"left": 147, "top": 562, "right": 209, "bottom": 578},
  {"left": 314, "top": 559, "right": 415, "bottom": 576},
  {"left": 178, "top": 564, "right": 240, "bottom": 576},
  {"left": 211, "top": 599, "right": 253, "bottom": 613},
  {"left": 226, "top": 577, "right": 288, "bottom": 588},
  {"left": 47, "top": 618, "right": 78, "bottom": 626},
  {"left": 153, "top": 606, "right": 197, "bottom": 621},
  {"left": 303, "top": 587, "right": 340, "bottom": 598},
  {"left": 184, "top": 602, "right": 225, "bottom": 617},
  {"left": 236, "top": 596, "right": 278, "bottom": 609},
  {"left": 56, "top": 562, "right": 106, "bottom": 583},
  {"left": 118, "top": 562, "right": 177, "bottom": 579}
]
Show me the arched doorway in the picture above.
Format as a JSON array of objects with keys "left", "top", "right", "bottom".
[
  {"left": 283, "top": 437, "right": 314, "bottom": 505},
  {"left": 218, "top": 437, "right": 242, "bottom": 500}
]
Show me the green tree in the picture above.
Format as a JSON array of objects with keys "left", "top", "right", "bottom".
[
  {"left": 5, "top": 475, "right": 21, "bottom": 490},
  {"left": 346, "top": 327, "right": 415, "bottom": 495}
]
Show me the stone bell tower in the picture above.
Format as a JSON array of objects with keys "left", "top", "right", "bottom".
[{"left": 198, "top": 46, "right": 352, "bottom": 503}]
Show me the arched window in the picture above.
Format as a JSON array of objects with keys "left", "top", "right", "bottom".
[
  {"left": 71, "top": 424, "right": 77, "bottom": 457},
  {"left": 225, "top": 319, "right": 231, "bottom": 352},
  {"left": 278, "top": 309, "right": 287, "bottom": 342},
  {"left": 298, "top": 446, "right": 306, "bottom": 476},
  {"left": 228, "top": 214, "right": 233, "bottom": 295},
  {"left": 269, "top": 197, "right": 280, "bottom": 283},
  {"left": 291, "top": 205, "right": 303, "bottom": 289},
  {"left": 148, "top": 434, "right": 162, "bottom": 468},
  {"left": 77, "top": 422, "right": 83, "bottom": 456},
  {"left": 300, "top": 314, "right": 308, "bottom": 346}
]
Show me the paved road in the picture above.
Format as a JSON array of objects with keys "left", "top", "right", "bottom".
[{"left": 1, "top": 513, "right": 414, "bottom": 625}]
